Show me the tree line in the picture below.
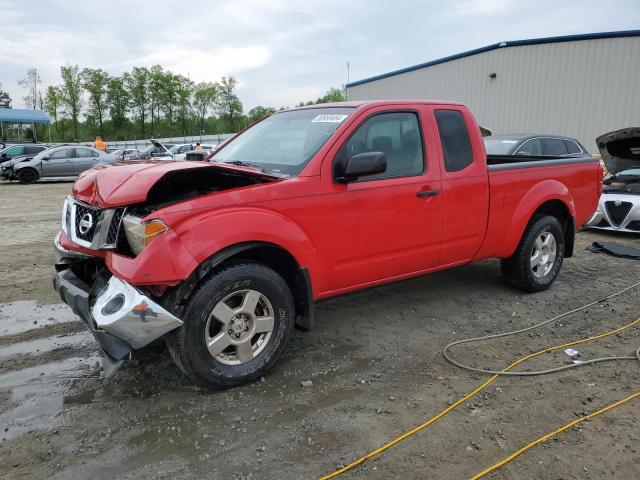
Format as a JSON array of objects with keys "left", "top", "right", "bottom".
[{"left": 1, "top": 67, "right": 346, "bottom": 143}]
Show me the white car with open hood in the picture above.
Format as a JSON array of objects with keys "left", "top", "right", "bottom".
[{"left": 586, "top": 128, "right": 640, "bottom": 233}]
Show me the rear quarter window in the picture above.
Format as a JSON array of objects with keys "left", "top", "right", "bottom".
[
  {"left": 563, "top": 140, "right": 581, "bottom": 154},
  {"left": 434, "top": 110, "right": 473, "bottom": 172},
  {"left": 542, "top": 138, "right": 568, "bottom": 156}
]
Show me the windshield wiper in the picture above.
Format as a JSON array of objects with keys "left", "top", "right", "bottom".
[{"left": 224, "top": 160, "right": 265, "bottom": 171}]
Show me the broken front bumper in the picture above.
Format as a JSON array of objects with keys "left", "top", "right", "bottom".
[{"left": 53, "top": 236, "right": 183, "bottom": 377}]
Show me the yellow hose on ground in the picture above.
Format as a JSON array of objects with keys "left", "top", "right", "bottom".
[
  {"left": 469, "top": 390, "right": 640, "bottom": 479},
  {"left": 319, "top": 316, "right": 640, "bottom": 479}
]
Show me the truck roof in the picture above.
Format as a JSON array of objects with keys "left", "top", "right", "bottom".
[{"left": 284, "top": 100, "right": 465, "bottom": 112}]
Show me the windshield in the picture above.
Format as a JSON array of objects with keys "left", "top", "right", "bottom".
[
  {"left": 211, "top": 107, "right": 355, "bottom": 175},
  {"left": 484, "top": 138, "right": 519, "bottom": 155}
]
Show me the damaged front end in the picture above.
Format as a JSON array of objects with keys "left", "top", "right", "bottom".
[
  {"left": 586, "top": 128, "right": 640, "bottom": 232},
  {"left": 53, "top": 161, "right": 283, "bottom": 379},
  {"left": 53, "top": 233, "right": 183, "bottom": 379}
]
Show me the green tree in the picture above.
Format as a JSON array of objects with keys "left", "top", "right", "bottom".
[
  {"left": 81, "top": 68, "right": 110, "bottom": 134},
  {"left": 60, "top": 65, "right": 83, "bottom": 141},
  {"left": 148, "top": 65, "right": 166, "bottom": 135},
  {"left": 159, "top": 72, "right": 181, "bottom": 138},
  {"left": 317, "top": 87, "right": 346, "bottom": 104},
  {"left": 106, "top": 76, "right": 130, "bottom": 138},
  {"left": 175, "top": 75, "right": 194, "bottom": 137},
  {"left": 216, "top": 76, "right": 243, "bottom": 132},
  {"left": 0, "top": 83, "right": 11, "bottom": 108},
  {"left": 18, "top": 68, "right": 41, "bottom": 110},
  {"left": 124, "top": 66, "right": 150, "bottom": 138},
  {"left": 44, "top": 85, "right": 63, "bottom": 138},
  {"left": 247, "top": 106, "right": 276, "bottom": 124},
  {"left": 193, "top": 81, "right": 218, "bottom": 135}
]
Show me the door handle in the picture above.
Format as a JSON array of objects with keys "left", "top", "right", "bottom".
[{"left": 416, "top": 190, "right": 440, "bottom": 198}]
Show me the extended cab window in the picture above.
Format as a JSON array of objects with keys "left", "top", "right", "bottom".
[
  {"left": 335, "top": 112, "right": 424, "bottom": 180},
  {"left": 435, "top": 110, "right": 473, "bottom": 172}
]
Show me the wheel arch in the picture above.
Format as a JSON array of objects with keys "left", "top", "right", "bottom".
[
  {"left": 167, "top": 241, "right": 314, "bottom": 331},
  {"left": 500, "top": 180, "right": 576, "bottom": 259},
  {"left": 16, "top": 165, "right": 40, "bottom": 183},
  {"left": 532, "top": 200, "right": 575, "bottom": 257}
]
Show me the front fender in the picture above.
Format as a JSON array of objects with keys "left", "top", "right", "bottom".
[
  {"left": 498, "top": 180, "right": 575, "bottom": 258},
  {"left": 172, "top": 207, "right": 324, "bottom": 290}
]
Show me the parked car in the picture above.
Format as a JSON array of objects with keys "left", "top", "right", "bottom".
[
  {"left": 184, "top": 149, "right": 215, "bottom": 161},
  {"left": 119, "top": 140, "right": 175, "bottom": 161},
  {"left": 164, "top": 143, "right": 216, "bottom": 160},
  {"left": 484, "top": 134, "right": 590, "bottom": 157},
  {"left": 0, "top": 143, "right": 48, "bottom": 162},
  {"left": 111, "top": 148, "right": 141, "bottom": 156},
  {"left": 3, "top": 145, "right": 116, "bottom": 183},
  {"left": 53, "top": 101, "right": 602, "bottom": 387},
  {"left": 585, "top": 127, "right": 640, "bottom": 232}
]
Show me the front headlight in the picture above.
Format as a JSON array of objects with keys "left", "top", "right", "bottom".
[
  {"left": 122, "top": 215, "right": 169, "bottom": 255},
  {"left": 61, "top": 197, "right": 70, "bottom": 234}
]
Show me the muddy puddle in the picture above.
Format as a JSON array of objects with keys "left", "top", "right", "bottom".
[
  {"left": 0, "top": 301, "right": 79, "bottom": 336},
  {"left": 0, "top": 300, "right": 99, "bottom": 442}
]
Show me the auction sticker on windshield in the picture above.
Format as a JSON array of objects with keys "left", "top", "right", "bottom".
[{"left": 311, "top": 114, "right": 349, "bottom": 123}]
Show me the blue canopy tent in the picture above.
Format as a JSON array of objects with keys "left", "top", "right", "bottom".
[{"left": 0, "top": 108, "right": 51, "bottom": 143}]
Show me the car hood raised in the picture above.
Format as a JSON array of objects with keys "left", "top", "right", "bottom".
[
  {"left": 597, "top": 127, "right": 640, "bottom": 175},
  {"left": 72, "top": 160, "right": 282, "bottom": 208}
]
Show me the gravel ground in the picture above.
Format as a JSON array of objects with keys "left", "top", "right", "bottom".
[{"left": 0, "top": 180, "right": 638, "bottom": 480}]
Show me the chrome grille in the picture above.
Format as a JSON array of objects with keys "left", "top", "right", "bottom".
[
  {"left": 604, "top": 201, "right": 632, "bottom": 227},
  {"left": 74, "top": 203, "right": 100, "bottom": 242},
  {"left": 63, "top": 196, "right": 125, "bottom": 249}
]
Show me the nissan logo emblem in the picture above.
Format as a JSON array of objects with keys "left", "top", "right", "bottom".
[
  {"left": 614, "top": 200, "right": 622, "bottom": 206},
  {"left": 78, "top": 213, "right": 94, "bottom": 235}
]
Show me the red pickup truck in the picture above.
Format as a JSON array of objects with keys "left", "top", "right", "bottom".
[{"left": 53, "top": 101, "right": 602, "bottom": 387}]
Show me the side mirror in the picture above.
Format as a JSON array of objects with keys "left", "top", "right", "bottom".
[
  {"left": 335, "top": 151, "right": 386, "bottom": 183},
  {"left": 1, "top": 153, "right": 6, "bottom": 158},
  {"left": 41, "top": 155, "right": 49, "bottom": 160}
]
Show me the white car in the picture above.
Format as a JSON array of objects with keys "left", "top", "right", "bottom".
[
  {"left": 111, "top": 148, "right": 141, "bottom": 156},
  {"left": 586, "top": 128, "right": 640, "bottom": 233},
  {"left": 168, "top": 143, "right": 216, "bottom": 160}
]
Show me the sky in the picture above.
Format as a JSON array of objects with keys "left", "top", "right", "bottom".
[{"left": 1, "top": 0, "right": 639, "bottom": 112}]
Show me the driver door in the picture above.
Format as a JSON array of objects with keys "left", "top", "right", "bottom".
[{"left": 320, "top": 107, "right": 443, "bottom": 293}]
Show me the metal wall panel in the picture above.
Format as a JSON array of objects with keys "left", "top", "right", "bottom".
[{"left": 347, "top": 37, "right": 640, "bottom": 151}]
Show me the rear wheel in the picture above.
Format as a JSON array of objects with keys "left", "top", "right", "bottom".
[
  {"left": 167, "top": 262, "right": 295, "bottom": 389},
  {"left": 501, "top": 215, "right": 564, "bottom": 292},
  {"left": 17, "top": 168, "right": 38, "bottom": 184}
]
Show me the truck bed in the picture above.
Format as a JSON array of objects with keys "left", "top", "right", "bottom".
[
  {"left": 475, "top": 154, "right": 600, "bottom": 260},
  {"left": 486, "top": 154, "right": 594, "bottom": 168}
]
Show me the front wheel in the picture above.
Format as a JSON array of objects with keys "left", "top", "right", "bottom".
[
  {"left": 167, "top": 262, "right": 295, "bottom": 389},
  {"left": 17, "top": 168, "right": 39, "bottom": 184},
  {"left": 501, "top": 215, "right": 565, "bottom": 293}
]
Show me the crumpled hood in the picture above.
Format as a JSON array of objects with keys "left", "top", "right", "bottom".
[
  {"left": 2, "top": 154, "right": 33, "bottom": 168},
  {"left": 597, "top": 127, "right": 640, "bottom": 175},
  {"left": 72, "top": 160, "right": 280, "bottom": 208}
]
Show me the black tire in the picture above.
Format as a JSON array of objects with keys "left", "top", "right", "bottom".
[
  {"left": 17, "top": 168, "right": 39, "bottom": 184},
  {"left": 166, "top": 262, "right": 295, "bottom": 389},
  {"left": 500, "top": 214, "right": 565, "bottom": 293}
]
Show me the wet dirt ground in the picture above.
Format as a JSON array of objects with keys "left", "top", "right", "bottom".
[{"left": 0, "top": 181, "right": 638, "bottom": 480}]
